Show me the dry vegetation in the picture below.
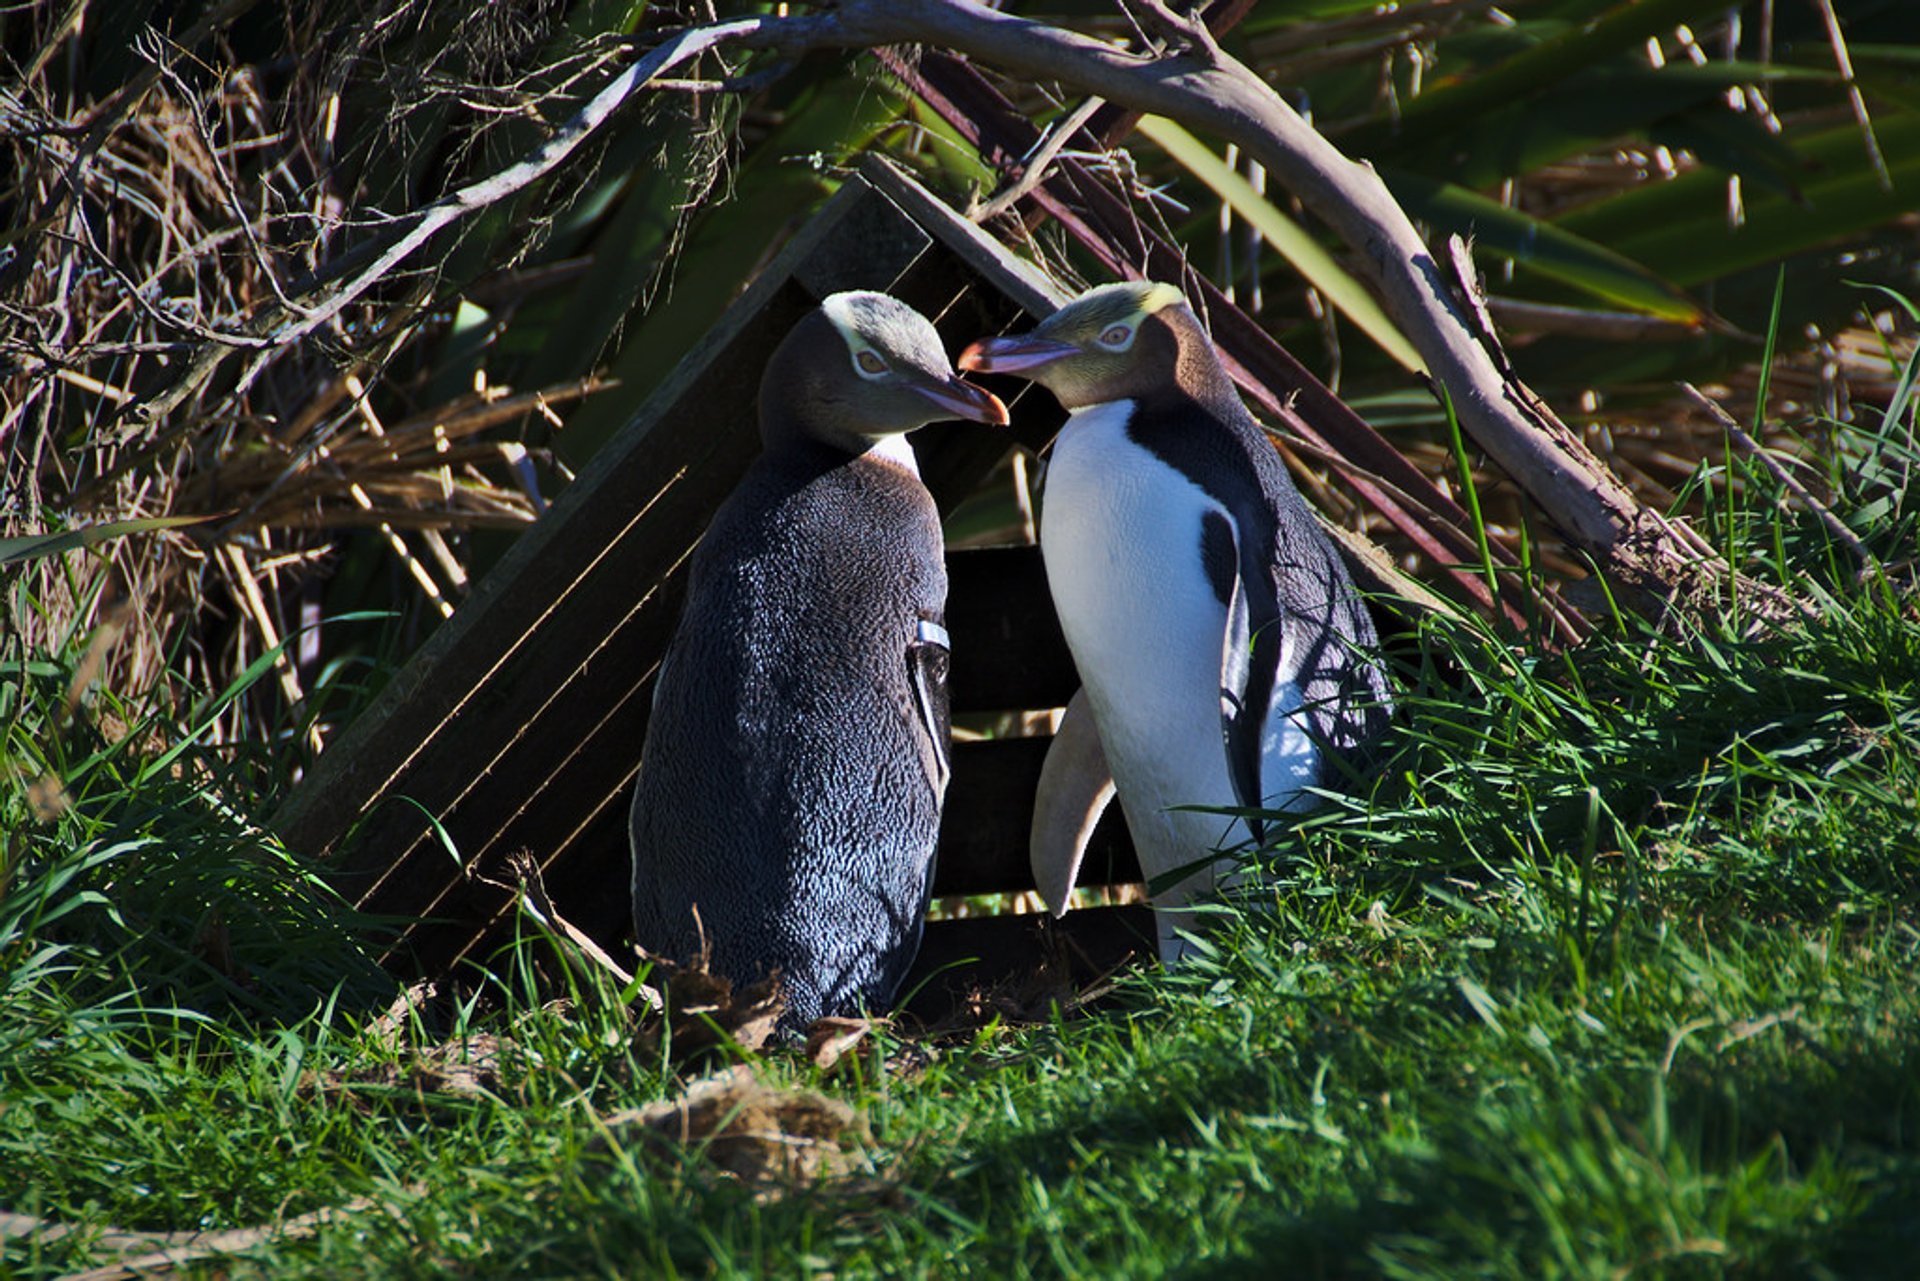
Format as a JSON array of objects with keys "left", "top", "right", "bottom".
[
  {"left": 2, "top": 1, "right": 723, "bottom": 751},
  {"left": 4, "top": 0, "right": 1915, "bottom": 757}
]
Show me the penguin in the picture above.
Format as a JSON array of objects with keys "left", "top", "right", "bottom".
[
  {"left": 630, "top": 291, "right": 1007, "bottom": 1034},
  {"left": 959, "top": 281, "right": 1392, "bottom": 961}
]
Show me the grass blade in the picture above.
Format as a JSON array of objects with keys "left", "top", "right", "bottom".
[
  {"left": 1138, "top": 115, "right": 1425, "bottom": 373},
  {"left": 0, "top": 516, "right": 210, "bottom": 566}
]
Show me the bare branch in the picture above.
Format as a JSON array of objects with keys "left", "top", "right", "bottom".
[
  {"left": 132, "top": 14, "right": 834, "bottom": 427},
  {"left": 102, "top": 0, "right": 1794, "bottom": 627},
  {"left": 1680, "top": 382, "right": 1879, "bottom": 586},
  {"left": 971, "top": 95, "right": 1108, "bottom": 223},
  {"left": 820, "top": 0, "right": 1802, "bottom": 622}
]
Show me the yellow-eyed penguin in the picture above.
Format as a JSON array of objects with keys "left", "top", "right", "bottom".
[
  {"left": 630, "top": 291, "right": 1007, "bottom": 1034},
  {"left": 959, "top": 281, "right": 1392, "bottom": 961}
]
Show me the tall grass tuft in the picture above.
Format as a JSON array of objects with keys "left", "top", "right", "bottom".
[{"left": 3, "top": 307, "right": 1918, "bottom": 1275}]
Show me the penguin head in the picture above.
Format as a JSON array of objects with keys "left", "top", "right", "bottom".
[
  {"left": 761, "top": 291, "right": 1009, "bottom": 454},
  {"left": 958, "top": 281, "right": 1201, "bottom": 411}
]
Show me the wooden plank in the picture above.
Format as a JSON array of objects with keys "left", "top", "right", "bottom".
[
  {"left": 900, "top": 905, "right": 1156, "bottom": 1022},
  {"left": 861, "top": 241, "right": 1062, "bottom": 505},
  {"left": 282, "top": 182, "right": 947, "bottom": 971},
  {"left": 421, "top": 726, "right": 1148, "bottom": 969},
  {"left": 426, "top": 271, "right": 1048, "bottom": 969},
  {"left": 860, "top": 154, "right": 1069, "bottom": 319},
  {"left": 277, "top": 163, "right": 1204, "bottom": 981},
  {"left": 285, "top": 170, "right": 1139, "bottom": 976},
  {"left": 327, "top": 288, "right": 793, "bottom": 944}
]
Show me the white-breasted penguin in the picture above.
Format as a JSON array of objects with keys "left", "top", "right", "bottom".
[
  {"left": 960, "top": 281, "right": 1392, "bottom": 961},
  {"left": 630, "top": 291, "right": 1007, "bottom": 1034}
]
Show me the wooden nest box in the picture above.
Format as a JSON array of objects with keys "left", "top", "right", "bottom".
[{"left": 274, "top": 159, "right": 1158, "bottom": 1012}]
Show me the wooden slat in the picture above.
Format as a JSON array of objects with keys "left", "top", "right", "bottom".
[
  {"left": 415, "top": 708, "right": 1147, "bottom": 974},
  {"left": 490, "top": 545, "right": 1133, "bottom": 958},
  {"left": 276, "top": 182, "right": 907, "bottom": 859},
  {"left": 281, "top": 182, "right": 946, "bottom": 969},
  {"left": 860, "top": 155, "right": 1069, "bottom": 318},
  {"left": 278, "top": 171, "right": 1128, "bottom": 976},
  {"left": 865, "top": 240, "right": 1066, "bottom": 503}
]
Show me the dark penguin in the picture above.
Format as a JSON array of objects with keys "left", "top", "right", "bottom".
[
  {"left": 631, "top": 291, "right": 1007, "bottom": 1032},
  {"left": 960, "top": 281, "right": 1392, "bottom": 960}
]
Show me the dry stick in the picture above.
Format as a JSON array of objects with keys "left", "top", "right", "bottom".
[
  {"left": 31, "top": 0, "right": 263, "bottom": 228},
  {"left": 131, "top": 14, "right": 829, "bottom": 429},
  {"left": 1443, "top": 235, "right": 1508, "bottom": 381},
  {"left": 971, "top": 95, "right": 1109, "bottom": 222},
  {"left": 222, "top": 543, "right": 307, "bottom": 707},
  {"left": 884, "top": 52, "right": 1581, "bottom": 637},
  {"left": 1679, "top": 382, "right": 1881, "bottom": 584},
  {"left": 122, "top": 0, "right": 1770, "bottom": 626},
  {"left": 479, "top": 850, "right": 665, "bottom": 1012},
  {"left": 2, "top": 1197, "right": 382, "bottom": 1281},
  {"left": 340, "top": 374, "right": 457, "bottom": 620},
  {"left": 1808, "top": 0, "right": 1890, "bottom": 193},
  {"left": 815, "top": 0, "right": 1800, "bottom": 624}
]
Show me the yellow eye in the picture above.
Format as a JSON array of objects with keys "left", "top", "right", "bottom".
[
  {"left": 1098, "top": 324, "right": 1132, "bottom": 348},
  {"left": 856, "top": 350, "right": 887, "bottom": 375}
]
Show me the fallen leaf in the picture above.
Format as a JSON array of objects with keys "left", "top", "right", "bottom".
[
  {"left": 804, "top": 1016, "right": 877, "bottom": 1071},
  {"left": 634, "top": 962, "right": 788, "bottom": 1061}
]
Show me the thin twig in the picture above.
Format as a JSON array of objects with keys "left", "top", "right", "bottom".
[
  {"left": 71, "top": 0, "right": 1794, "bottom": 633},
  {"left": 3, "top": 1196, "right": 384, "bottom": 1281},
  {"left": 1443, "top": 234, "right": 1513, "bottom": 380},
  {"left": 1808, "top": 0, "right": 1890, "bottom": 193},
  {"left": 972, "top": 96, "right": 1108, "bottom": 222},
  {"left": 476, "top": 850, "right": 664, "bottom": 1012},
  {"left": 222, "top": 542, "right": 307, "bottom": 707},
  {"left": 132, "top": 15, "right": 830, "bottom": 427},
  {"left": 1680, "top": 381, "right": 1881, "bottom": 582}
]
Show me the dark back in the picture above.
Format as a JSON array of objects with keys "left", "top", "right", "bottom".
[{"left": 629, "top": 439, "right": 947, "bottom": 1027}]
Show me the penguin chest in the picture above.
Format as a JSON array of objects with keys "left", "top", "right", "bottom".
[{"left": 1040, "top": 401, "right": 1242, "bottom": 858}]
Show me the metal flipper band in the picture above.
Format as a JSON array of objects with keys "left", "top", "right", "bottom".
[{"left": 915, "top": 619, "right": 951, "bottom": 650}]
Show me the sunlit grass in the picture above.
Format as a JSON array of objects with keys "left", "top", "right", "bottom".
[{"left": 4, "top": 397, "right": 1918, "bottom": 1276}]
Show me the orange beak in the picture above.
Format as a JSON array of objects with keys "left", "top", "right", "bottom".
[{"left": 912, "top": 374, "right": 1009, "bottom": 426}]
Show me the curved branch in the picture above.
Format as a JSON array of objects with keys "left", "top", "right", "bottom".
[
  {"left": 132, "top": 14, "right": 833, "bottom": 428},
  {"left": 122, "top": 0, "right": 1787, "bottom": 623},
  {"left": 822, "top": 0, "right": 1777, "bottom": 620}
]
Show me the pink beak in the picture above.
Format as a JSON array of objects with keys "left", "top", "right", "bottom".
[{"left": 958, "top": 334, "right": 1080, "bottom": 376}]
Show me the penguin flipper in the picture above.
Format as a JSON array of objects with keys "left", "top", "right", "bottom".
[
  {"left": 907, "top": 617, "right": 952, "bottom": 795},
  {"left": 1204, "top": 511, "right": 1268, "bottom": 838},
  {"left": 1029, "top": 687, "right": 1116, "bottom": 917}
]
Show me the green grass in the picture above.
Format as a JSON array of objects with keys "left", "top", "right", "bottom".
[{"left": 4, "top": 418, "right": 1918, "bottom": 1277}]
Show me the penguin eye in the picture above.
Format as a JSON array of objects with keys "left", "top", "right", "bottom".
[
  {"left": 1098, "top": 324, "right": 1133, "bottom": 348},
  {"left": 855, "top": 350, "right": 888, "bottom": 377}
]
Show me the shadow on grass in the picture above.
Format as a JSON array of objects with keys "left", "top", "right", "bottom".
[
  {"left": 1172, "top": 1016, "right": 1920, "bottom": 1279},
  {"left": 834, "top": 928, "right": 1920, "bottom": 1278}
]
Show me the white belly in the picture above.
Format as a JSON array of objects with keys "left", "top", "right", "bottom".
[{"left": 1041, "top": 403, "right": 1253, "bottom": 912}]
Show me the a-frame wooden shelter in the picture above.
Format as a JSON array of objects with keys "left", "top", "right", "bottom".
[{"left": 274, "top": 159, "right": 1169, "bottom": 1012}]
